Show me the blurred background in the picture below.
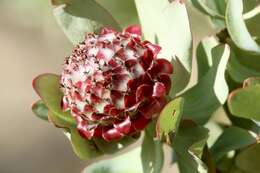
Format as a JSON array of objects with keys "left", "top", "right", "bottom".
[
  {"left": 0, "top": 1, "right": 215, "bottom": 173},
  {"left": 0, "top": 1, "right": 86, "bottom": 173}
]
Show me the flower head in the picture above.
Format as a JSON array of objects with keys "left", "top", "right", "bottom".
[{"left": 60, "top": 25, "right": 173, "bottom": 141}]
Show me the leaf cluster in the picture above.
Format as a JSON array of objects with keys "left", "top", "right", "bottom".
[{"left": 32, "top": 0, "right": 260, "bottom": 173}]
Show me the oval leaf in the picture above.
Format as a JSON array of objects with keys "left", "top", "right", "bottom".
[
  {"left": 53, "top": 0, "right": 120, "bottom": 44},
  {"left": 228, "top": 78, "right": 260, "bottom": 121},
  {"left": 69, "top": 128, "right": 103, "bottom": 160},
  {"left": 156, "top": 97, "right": 184, "bottom": 139},
  {"left": 32, "top": 73, "right": 76, "bottom": 127},
  {"left": 54, "top": 6, "right": 102, "bottom": 44},
  {"left": 32, "top": 100, "right": 49, "bottom": 121}
]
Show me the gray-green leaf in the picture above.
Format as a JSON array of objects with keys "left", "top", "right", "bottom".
[
  {"left": 196, "top": 36, "right": 219, "bottom": 79},
  {"left": 235, "top": 144, "right": 260, "bottom": 173},
  {"left": 226, "top": 40, "right": 260, "bottom": 83},
  {"left": 182, "top": 44, "right": 230, "bottom": 124},
  {"left": 96, "top": 0, "right": 139, "bottom": 28},
  {"left": 52, "top": 0, "right": 120, "bottom": 44},
  {"left": 210, "top": 126, "right": 257, "bottom": 162},
  {"left": 141, "top": 122, "right": 164, "bottom": 173},
  {"left": 32, "top": 73, "right": 76, "bottom": 128},
  {"left": 226, "top": 0, "right": 260, "bottom": 54},
  {"left": 32, "top": 100, "right": 49, "bottom": 121},
  {"left": 228, "top": 78, "right": 260, "bottom": 121},
  {"left": 82, "top": 148, "right": 143, "bottom": 173},
  {"left": 172, "top": 125, "right": 209, "bottom": 173},
  {"left": 135, "top": 0, "right": 193, "bottom": 95},
  {"left": 156, "top": 97, "right": 184, "bottom": 139}
]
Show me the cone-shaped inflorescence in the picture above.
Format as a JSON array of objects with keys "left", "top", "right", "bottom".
[{"left": 60, "top": 26, "right": 173, "bottom": 141}]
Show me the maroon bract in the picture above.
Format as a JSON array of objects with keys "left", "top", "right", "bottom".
[{"left": 60, "top": 25, "right": 173, "bottom": 141}]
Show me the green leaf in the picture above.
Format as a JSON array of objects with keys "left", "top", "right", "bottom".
[
  {"left": 226, "top": 0, "right": 260, "bottom": 54},
  {"left": 135, "top": 0, "right": 193, "bottom": 95},
  {"left": 170, "top": 58, "right": 191, "bottom": 97},
  {"left": 93, "top": 135, "right": 139, "bottom": 154},
  {"left": 53, "top": 0, "right": 120, "bottom": 44},
  {"left": 156, "top": 97, "right": 184, "bottom": 139},
  {"left": 228, "top": 78, "right": 260, "bottom": 121},
  {"left": 245, "top": 7, "right": 260, "bottom": 38},
  {"left": 53, "top": 6, "right": 102, "bottom": 44},
  {"left": 69, "top": 128, "right": 103, "bottom": 160},
  {"left": 242, "top": 0, "right": 260, "bottom": 39},
  {"left": 226, "top": 40, "right": 260, "bottom": 83},
  {"left": 96, "top": 0, "right": 139, "bottom": 28},
  {"left": 201, "top": 146, "right": 217, "bottom": 173},
  {"left": 182, "top": 44, "right": 230, "bottom": 124},
  {"left": 64, "top": 0, "right": 120, "bottom": 28},
  {"left": 216, "top": 155, "right": 236, "bottom": 173},
  {"left": 210, "top": 126, "right": 257, "bottom": 162},
  {"left": 190, "top": 135, "right": 208, "bottom": 159},
  {"left": 224, "top": 103, "right": 260, "bottom": 135},
  {"left": 227, "top": 52, "right": 260, "bottom": 83},
  {"left": 82, "top": 147, "right": 143, "bottom": 173},
  {"left": 141, "top": 122, "right": 164, "bottom": 173},
  {"left": 235, "top": 144, "right": 260, "bottom": 173},
  {"left": 31, "top": 100, "right": 49, "bottom": 121},
  {"left": 172, "top": 125, "right": 209, "bottom": 173},
  {"left": 188, "top": 0, "right": 226, "bottom": 30},
  {"left": 190, "top": 0, "right": 226, "bottom": 19},
  {"left": 196, "top": 36, "right": 219, "bottom": 79},
  {"left": 32, "top": 73, "right": 76, "bottom": 127}
]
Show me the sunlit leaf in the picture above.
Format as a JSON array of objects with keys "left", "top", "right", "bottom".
[
  {"left": 82, "top": 147, "right": 142, "bottom": 173},
  {"left": 156, "top": 97, "right": 184, "bottom": 139},
  {"left": 182, "top": 44, "right": 230, "bottom": 124},
  {"left": 188, "top": 0, "right": 226, "bottom": 29},
  {"left": 141, "top": 122, "right": 164, "bottom": 173},
  {"left": 53, "top": 0, "right": 120, "bottom": 44},
  {"left": 96, "top": 0, "right": 139, "bottom": 28},
  {"left": 135, "top": 0, "right": 193, "bottom": 95},
  {"left": 190, "top": 0, "right": 226, "bottom": 19},
  {"left": 196, "top": 36, "right": 219, "bottom": 79},
  {"left": 54, "top": 6, "right": 102, "bottom": 44},
  {"left": 226, "top": 0, "right": 260, "bottom": 54}
]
